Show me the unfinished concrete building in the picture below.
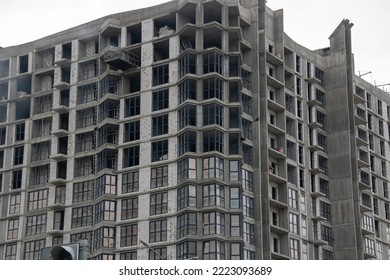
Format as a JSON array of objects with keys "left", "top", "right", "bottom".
[{"left": 0, "top": 0, "right": 389, "bottom": 260}]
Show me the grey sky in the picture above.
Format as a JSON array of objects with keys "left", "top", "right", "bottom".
[{"left": 1, "top": 0, "right": 388, "bottom": 89}]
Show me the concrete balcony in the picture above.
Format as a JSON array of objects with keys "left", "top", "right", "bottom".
[
  {"left": 267, "top": 98, "right": 285, "bottom": 112},
  {"left": 49, "top": 178, "right": 68, "bottom": 186},
  {"left": 52, "top": 104, "right": 70, "bottom": 114},
  {"left": 54, "top": 82, "right": 70, "bottom": 91},
  {"left": 267, "top": 74, "right": 284, "bottom": 89},
  {"left": 268, "top": 146, "right": 286, "bottom": 160},
  {"left": 271, "top": 251, "right": 290, "bottom": 260},
  {"left": 266, "top": 51, "right": 283, "bottom": 66},
  {"left": 54, "top": 58, "right": 71, "bottom": 67},
  {"left": 270, "top": 198, "right": 288, "bottom": 209}
]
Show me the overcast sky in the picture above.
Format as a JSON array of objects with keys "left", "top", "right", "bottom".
[{"left": 1, "top": 0, "right": 388, "bottom": 89}]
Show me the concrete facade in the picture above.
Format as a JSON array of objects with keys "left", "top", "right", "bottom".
[{"left": 0, "top": 0, "right": 389, "bottom": 260}]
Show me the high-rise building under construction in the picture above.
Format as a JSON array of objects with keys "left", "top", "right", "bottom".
[{"left": 0, "top": 0, "right": 389, "bottom": 260}]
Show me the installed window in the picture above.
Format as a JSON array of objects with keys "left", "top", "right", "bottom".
[
  {"left": 203, "top": 77, "right": 223, "bottom": 100},
  {"left": 7, "top": 219, "right": 19, "bottom": 240},
  {"left": 203, "top": 211, "right": 225, "bottom": 236},
  {"left": 12, "top": 169, "right": 23, "bottom": 190},
  {"left": 203, "top": 129, "right": 223, "bottom": 153},
  {"left": 241, "top": 69, "right": 252, "bottom": 91},
  {"left": 176, "top": 241, "right": 197, "bottom": 260},
  {"left": 73, "top": 180, "right": 94, "bottom": 203},
  {"left": 178, "top": 104, "right": 196, "bottom": 130},
  {"left": 97, "top": 126, "right": 118, "bottom": 148},
  {"left": 149, "top": 219, "right": 167, "bottom": 243},
  {"left": 242, "top": 169, "right": 253, "bottom": 192},
  {"left": 121, "top": 197, "right": 138, "bottom": 220},
  {"left": 120, "top": 224, "right": 138, "bottom": 247},
  {"left": 178, "top": 130, "right": 197, "bottom": 156},
  {"left": 203, "top": 156, "right": 224, "bottom": 179},
  {"left": 177, "top": 185, "right": 196, "bottom": 210},
  {"left": 94, "top": 200, "right": 116, "bottom": 223},
  {"left": 74, "top": 156, "right": 95, "bottom": 177},
  {"left": 203, "top": 103, "right": 223, "bottom": 126},
  {"left": 243, "top": 195, "right": 254, "bottom": 218},
  {"left": 177, "top": 212, "right": 197, "bottom": 238},
  {"left": 203, "top": 184, "right": 224, "bottom": 207},
  {"left": 28, "top": 189, "right": 48, "bottom": 211},
  {"left": 152, "top": 114, "right": 169, "bottom": 136},
  {"left": 301, "top": 216, "right": 308, "bottom": 237},
  {"left": 99, "top": 75, "right": 119, "bottom": 97},
  {"left": 9, "top": 194, "right": 21, "bottom": 214},
  {"left": 15, "top": 123, "right": 25, "bottom": 141},
  {"left": 230, "top": 215, "right": 241, "bottom": 237},
  {"left": 151, "top": 140, "right": 168, "bottom": 162},
  {"left": 71, "top": 206, "right": 93, "bottom": 228},
  {"left": 92, "top": 227, "right": 115, "bottom": 250},
  {"left": 320, "top": 201, "right": 331, "bottom": 221},
  {"left": 179, "top": 52, "right": 196, "bottom": 78},
  {"left": 78, "top": 59, "right": 98, "bottom": 81},
  {"left": 123, "top": 146, "right": 140, "bottom": 167},
  {"left": 124, "top": 96, "right": 140, "bottom": 117},
  {"left": 229, "top": 160, "right": 240, "bottom": 182},
  {"left": 230, "top": 243, "right": 242, "bottom": 260},
  {"left": 149, "top": 247, "right": 167, "bottom": 260},
  {"left": 290, "top": 238, "right": 299, "bottom": 260},
  {"left": 75, "top": 132, "right": 95, "bottom": 153},
  {"left": 316, "top": 89, "right": 326, "bottom": 108},
  {"left": 288, "top": 212, "right": 299, "bottom": 234},
  {"left": 150, "top": 192, "right": 168, "bottom": 215},
  {"left": 77, "top": 83, "right": 97, "bottom": 104},
  {"left": 120, "top": 251, "right": 137, "bottom": 260},
  {"left": 152, "top": 89, "right": 169, "bottom": 111},
  {"left": 242, "top": 93, "right": 252, "bottom": 115},
  {"left": 95, "top": 174, "right": 117, "bottom": 198},
  {"left": 321, "top": 225, "right": 333, "bottom": 245},
  {"left": 124, "top": 121, "right": 140, "bottom": 142},
  {"left": 242, "top": 144, "right": 253, "bottom": 165},
  {"left": 122, "top": 171, "right": 139, "bottom": 193},
  {"left": 177, "top": 158, "right": 197, "bottom": 183},
  {"left": 203, "top": 240, "right": 225, "bottom": 260},
  {"left": 242, "top": 119, "right": 253, "bottom": 140},
  {"left": 13, "top": 146, "right": 24, "bottom": 165},
  {"left": 288, "top": 188, "right": 298, "bottom": 209},
  {"left": 153, "top": 64, "right": 169, "bottom": 86},
  {"left": 244, "top": 222, "right": 255, "bottom": 245},
  {"left": 179, "top": 78, "right": 197, "bottom": 103},
  {"left": 230, "top": 187, "right": 241, "bottom": 209},
  {"left": 26, "top": 214, "right": 47, "bottom": 236},
  {"left": 203, "top": 51, "right": 223, "bottom": 74},
  {"left": 385, "top": 203, "right": 390, "bottom": 220},
  {"left": 151, "top": 165, "right": 168, "bottom": 189},
  {"left": 24, "top": 240, "right": 45, "bottom": 260},
  {"left": 76, "top": 108, "right": 96, "bottom": 129},
  {"left": 226, "top": 133, "right": 238, "bottom": 153}
]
